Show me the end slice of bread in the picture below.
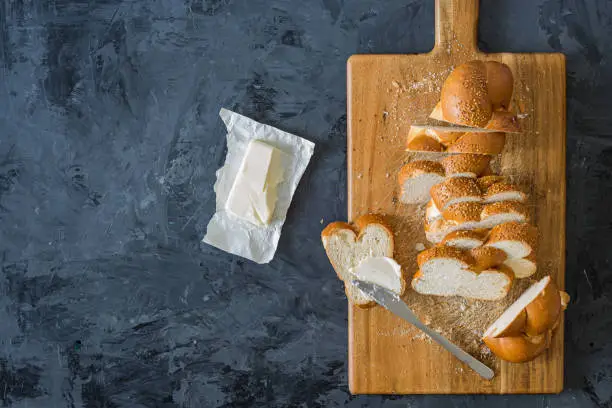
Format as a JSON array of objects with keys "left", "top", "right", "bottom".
[
  {"left": 483, "top": 276, "right": 563, "bottom": 340},
  {"left": 321, "top": 215, "right": 397, "bottom": 307}
]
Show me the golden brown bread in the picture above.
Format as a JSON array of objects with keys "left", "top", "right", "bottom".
[
  {"left": 430, "top": 61, "right": 520, "bottom": 132},
  {"left": 481, "top": 201, "right": 529, "bottom": 222},
  {"left": 470, "top": 246, "right": 508, "bottom": 271},
  {"left": 416, "top": 245, "right": 474, "bottom": 268},
  {"left": 447, "top": 132, "right": 506, "bottom": 155},
  {"left": 476, "top": 175, "right": 506, "bottom": 190},
  {"left": 405, "top": 133, "right": 444, "bottom": 152},
  {"left": 482, "top": 276, "right": 569, "bottom": 363},
  {"left": 483, "top": 332, "right": 552, "bottom": 363},
  {"left": 440, "top": 230, "right": 486, "bottom": 249},
  {"left": 406, "top": 126, "right": 506, "bottom": 154},
  {"left": 484, "top": 182, "right": 527, "bottom": 202},
  {"left": 441, "top": 202, "right": 483, "bottom": 223},
  {"left": 430, "top": 177, "right": 482, "bottom": 210},
  {"left": 439, "top": 154, "right": 492, "bottom": 177},
  {"left": 397, "top": 160, "right": 445, "bottom": 181},
  {"left": 486, "top": 222, "right": 538, "bottom": 258},
  {"left": 441, "top": 61, "right": 493, "bottom": 128}
]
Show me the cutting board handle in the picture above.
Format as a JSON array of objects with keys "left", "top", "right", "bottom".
[{"left": 434, "top": 0, "right": 479, "bottom": 55}]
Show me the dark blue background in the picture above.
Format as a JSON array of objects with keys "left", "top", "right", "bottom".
[{"left": 0, "top": 0, "right": 610, "bottom": 406}]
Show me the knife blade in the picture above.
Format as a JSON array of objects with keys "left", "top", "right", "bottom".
[{"left": 352, "top": 279, "right": 495, "bottom": 380}]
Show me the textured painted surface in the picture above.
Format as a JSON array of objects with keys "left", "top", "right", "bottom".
[{"left": 0, "top": 0, "right": 610, "bottom": 406}]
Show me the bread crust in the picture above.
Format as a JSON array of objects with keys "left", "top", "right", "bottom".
[
  {"left": 440, "top": 154, "right": 492, "bottom": 177},
  {"left": 484, "top": 182, "right": 527, "bottom": 202},
  {"left": 476, "top": 175, "right": 506, "bottom": 190},
  {"left": 430, "top": 177, "right": 482, "bottom": 210},
  {"left": 487, "top": 221, "right": 538, "bottom": 257},
  {"left": 441, "top": 61, "right": 493, "bottom": 128},
  {"left": 524, "top": 278, "right": 562, "bottom": 336},
  {"left": 397, "top": 161, "right": 445, "bottom": 184},
  {"left": 441, "top": 202, "right": 483, "bottom": 223},
  {"left": 483, "top": 332, "right": 551, "bottom": 363},
  {"left": 470, "top": 246, "right": 508, "bottom": 271},
  {"left": 441, "top": 230, "right": 486, "bottom": 247},
  {"left": 482, "top": 276, "right": 568, "bottom": 362},
  {"left": 484, "top": 111, "right": 521, "bottom": 133},
  {"left": 416, "top": 245, "right": 474, "bottom": 268},
  {"left": 405, "top": 133, "right": 444, "bottom": 152},
  {"left": 429, "top": 61, "right": 520, "bottom": 132},
  {"left": 447, "top": 132, "right": 506, "bottom": 155},
  {"left": 481, "top": 201, "right": 529, "bottom": 221}
]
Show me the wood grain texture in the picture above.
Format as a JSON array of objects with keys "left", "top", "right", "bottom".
[{"left": 347, "top": 0, "right": 566, "bottom": 394}]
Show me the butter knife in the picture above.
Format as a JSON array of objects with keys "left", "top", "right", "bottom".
[{"left": 352, "top": 279, "right": 495, "bottom": 380}]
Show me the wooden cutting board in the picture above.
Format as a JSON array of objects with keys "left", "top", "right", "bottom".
[{"left": 347, "top": 0, "right": 566, "bottom": 394}]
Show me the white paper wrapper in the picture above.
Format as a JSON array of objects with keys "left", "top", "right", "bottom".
[{"left": 203, "top": 108, "right": 315, "bottom": 264}]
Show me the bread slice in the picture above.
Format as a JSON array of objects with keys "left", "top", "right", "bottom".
[
  {"left": 406, "top": 126, "right": 463, "bottom": 150},
  {"left": 442, "top": 202, "right": 483, "bottom": 223},
  {"left": 486, "top": 221, "right": 537, "bottom": 258},
  {"left": 405, "top": 133, "right": 444, "bottom": 152},
  {"left": 470, "top": 246, "right": 508, "bottom": 271},
  {"left": 398, "top": 161, "right": 445, "bottom": 204},
  {"left": 480, "top": 201, "right": 529, "bottom": 228},
  {"left": 503, "top": 253, "right": 537, "bottom": 278},
  {"left": 350, "top": 256, "right": 406, "bottom": 296},
  {"left": 412, "top": 246, "right": 513, "bottom": 300},
  {"left": 321, "top": 215, "right": 396, "bottom": 307},
  {"left": 483, "top": 276, "right": 562, "bottom": 337},
  {"left": 483, "top": 182, "right": 527, "bottom": 203},
  {"left": 439, "top": 154, "right": 492, "bottom": 178},
  {"left": 430, "top": 177, "right": 482, "bottom": 211},
  {"left": 441, "top": 230, "right": 486, "bottom": 249},
  {"left": 406, "top": 126, "right": 505, "bottom": 154},
  {"left": 430, "top": 102, "right": 521, "bottom": 133},
  {"left": 425, "top": 202, "right": 530, "bottom": 244},
  {"left": 483, "top": 276, "right": 568, "bottom": 362},
  {"left": 447, "top": 132, "right": 506, "bottom": 155},
  {"left": 477, "top": 175, "right": 506, "bottom": 190}
]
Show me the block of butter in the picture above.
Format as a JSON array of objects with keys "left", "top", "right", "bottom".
[
  {"left": 225, "top": 140, "right": 285, "bottom": 226},
  {"left": 203, "top": 108, "right": 315, "bottom": 264}
]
